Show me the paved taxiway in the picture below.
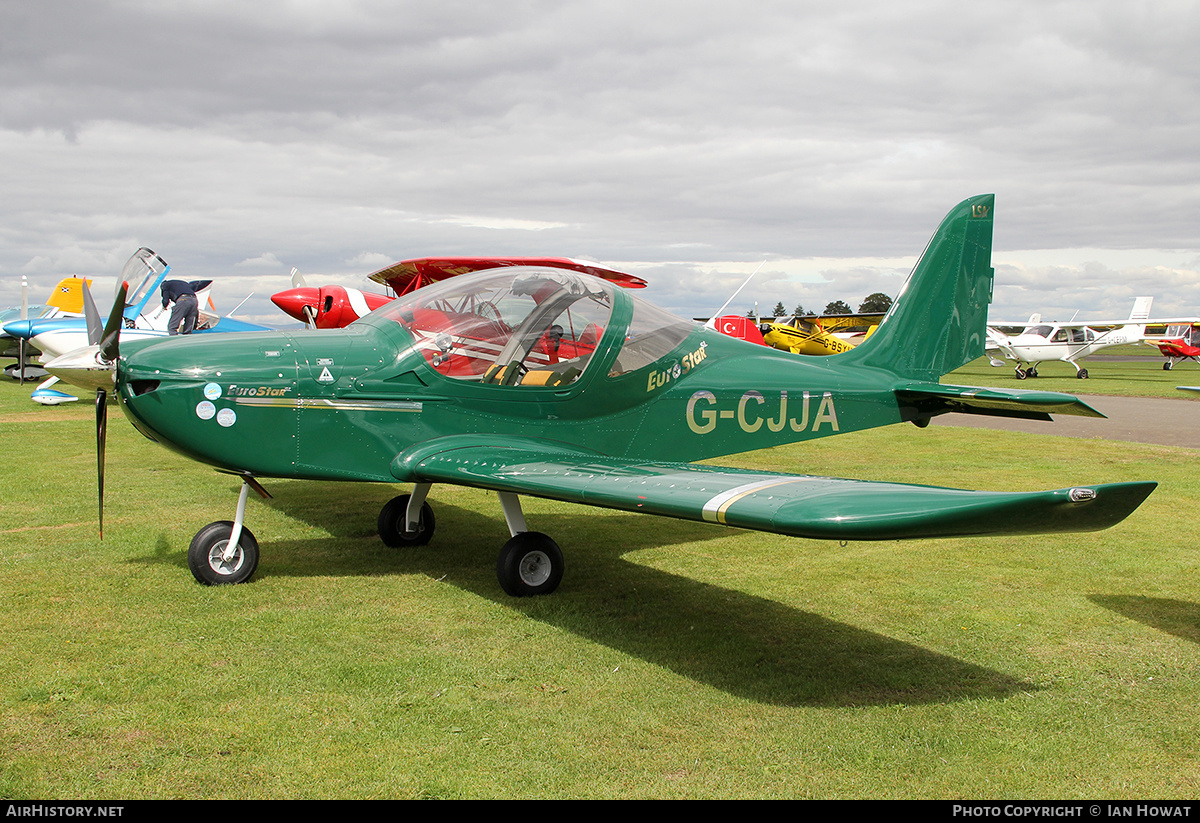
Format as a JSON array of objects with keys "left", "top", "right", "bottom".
[{"left": 940, "top": 394, "right": 1200, "bottom": 449}]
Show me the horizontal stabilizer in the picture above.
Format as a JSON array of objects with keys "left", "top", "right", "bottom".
[
  {"left": 392, "top": 436, "right": 1153, "bottom": 542},
  {"left": 898, "top": 382, "right": 1105, "bottom": 422}
]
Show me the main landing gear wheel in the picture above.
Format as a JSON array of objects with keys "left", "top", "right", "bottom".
[
  {"left": 188, "top": 521, "right": 260, "bottom": 586},
  {"left": 1015, "top": 368, "right": 1027, "bottom": 380},
  {"left": 1027, "top": 367, "right": 1038, "bottom": 378},
  {"left": 1077, "top": 368, "right": 1089, "bottom": 379},
  {"left": 497, "top": 532, "right": 564, "bottom": 597},
  {"left": 378, "top": 494, "right": 436, "bottom": 547},
  {"left": 1164, "top": 362, "right": 1174, "bottom": 371}
]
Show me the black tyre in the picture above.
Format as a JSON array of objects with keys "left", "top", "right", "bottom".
[
  {"left": 496, "top": 532, "right": 564, "bottom": 596},
  {"left": 1015, "top": 368, "right": 1027, "bottom": 380},
  {"left": 1027, "top": 368, "right": 1038, "bottom": 378},
  {"left": 378, "top": 494, "right": 435, "bottom": 547},
  {"left": 1077, "top": 369, "right": 1089, "bottom": 379},
  {"left": 1164, "top": 362, "right": 1173, "bottom": 371},
  {"left": 188, "top": 521, "right": 260, "bottom": 585}
]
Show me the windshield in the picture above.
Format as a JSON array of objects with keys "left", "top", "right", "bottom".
[
  {"left": 374, "top": 268, "right": 615, "bottom": 386},
  {"left": 122, "top": 248, "right": 170, "bottom": 309}
]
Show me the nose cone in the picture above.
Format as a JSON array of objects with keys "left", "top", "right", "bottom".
[
  {"left": 3, "top": 319, "right": 35, "bottom": 340},
  {"left": 44, "top": 345, "right": 114, "bottom": 392},
  {"left": 271, "top": 287, "right": 319, "bottom": 323}
]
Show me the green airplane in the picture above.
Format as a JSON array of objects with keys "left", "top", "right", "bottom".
[{"left": 54, "top": 194, "right": 1156, "bottom": 596}]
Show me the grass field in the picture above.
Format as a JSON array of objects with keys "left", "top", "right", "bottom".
[
  {"left": 946, "top": 346, "right": 1200, "bottom": 399},
  {"left": 1, "top": 358, "right": 1198, "bottom": 799}
]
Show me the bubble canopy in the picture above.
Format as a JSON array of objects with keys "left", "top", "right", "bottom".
[{"left": 366, "top": 267, "right": 693, "bottom": 387}]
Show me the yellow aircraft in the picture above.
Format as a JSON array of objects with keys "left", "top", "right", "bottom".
[{"left": 761, "top": 313, "right": 883, "bottom": 356}]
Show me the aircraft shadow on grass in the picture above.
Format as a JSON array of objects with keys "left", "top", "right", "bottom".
[
  {"left": 1089, "top": 595, "right": 1200, "bottom": 645},
  {"left": 140, "top": 482, "right": 1034, "bottom": 709}
]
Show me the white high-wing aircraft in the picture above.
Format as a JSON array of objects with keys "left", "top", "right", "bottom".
[{"left": 987, "top": 297, "right": 1153, "bottom": 380}]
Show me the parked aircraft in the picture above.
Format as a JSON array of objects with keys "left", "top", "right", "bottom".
[
  {"left": 709, "top": 315, "right": 768, "bottom": 346},
  {"left": 50, "top": 195, "right": 1155, "bottom": 596},
  {"left": 9, "top": 249, "right": 269, "bottom": 404},
  {"left": 2, "top": 276, "right": 92, "bottom": 380},
  {"left": 762, "top": 315, "right": 860, "bottom": 355},
  {"left": 987, "top": 297, "right": 1154, "bottom": 379},
  {"left": 1146, "top": 323, "right": 1200, "bottom": 370},
  {"left": 5, "top": 249, "right": 267, "bottom": 357},
  {"left": 271, "top": 257, "right": 648, "bottom": 329},
  {"left": 711, "top": 311, "right": 884, "bottom": 356}
]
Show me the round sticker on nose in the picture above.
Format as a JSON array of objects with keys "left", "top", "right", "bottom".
[
  {"left": 203, "top": 383, "right": 222, "bottom": 400},
  {"left": 216, "top": 408, "right": 237, "bottom": 428},
  {"left": 196, "top": 400, "right": 216, "bottom": 420}
]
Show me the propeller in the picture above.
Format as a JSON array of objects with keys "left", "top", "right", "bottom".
[
  {"left": 82, "top": 277, "right": 103, "bottom": 346},
  {"left": 93, "top": 282, "right": 127, "bottom": 539},
  {"left": 18, "top": 276, "right": 28, "bottom": 385}
]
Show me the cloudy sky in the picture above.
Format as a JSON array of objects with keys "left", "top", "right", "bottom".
[{"left": 2, "top": 0, "right": 1198, "bottom": 327}]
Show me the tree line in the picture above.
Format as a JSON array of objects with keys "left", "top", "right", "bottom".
[{"left": 747, "top": 292, "right": 893, "bottom": 319}]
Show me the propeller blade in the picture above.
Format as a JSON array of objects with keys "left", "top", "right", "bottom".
[
  {"left": 99, "top": 282, "right": 128, "bottom": 364},
  {"left": 18, "top": 276, "right": 29, "bottom": 384},
  {"left": 82, "top": 279, "right": 103, "bottom": 346},
  {"left": 92, "top": 283, "right": 126, "bottom": 539},
  {"left": 96, "top": 388, "right": 107, "bottom": 539},
  {"left": 290, "top": 267, "right": 306, "bottom": 289}
]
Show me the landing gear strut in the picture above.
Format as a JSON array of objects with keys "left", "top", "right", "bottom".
[{"left": 188, "top": 477, "right": 271, "bottom": 585}]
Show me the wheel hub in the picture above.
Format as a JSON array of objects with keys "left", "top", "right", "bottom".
[
  {"left": 518, "top": 550, "right": 552, "bottom": 586},
  {"left": 208, "top": 541, "right": 245, "bottom": 576}
]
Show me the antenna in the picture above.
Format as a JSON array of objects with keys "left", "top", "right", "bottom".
[
  {"left": 226, "top": 292, "right": 254, "bottom": 317},
  {"left": 704, "top": 261, "right": 766, "bottom": 329}
]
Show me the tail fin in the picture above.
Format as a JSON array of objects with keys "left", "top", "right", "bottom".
[
  {"left": 45, "top": 277, "right": 93, "bottom": 314},
  {"left": 1129, "top": 296, "right": 1153, "bottom": 322},
  {"left": 840, "top": 194, "right": 994, "bottom": 381}
]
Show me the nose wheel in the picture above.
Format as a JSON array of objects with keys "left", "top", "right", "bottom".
[
  {"left": 187, "top": 476, "right": 271, "bottom": 586},
  {"left": 188, "top": 521, "right": 260, "bottom": 585}
]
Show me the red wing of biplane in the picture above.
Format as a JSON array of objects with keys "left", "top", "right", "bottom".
[
  {"left": 272, "top": 257, "right": 647, "bottom": 329},
  {"left": 368, "top": 257, "right": 648, "bottom": 295}
]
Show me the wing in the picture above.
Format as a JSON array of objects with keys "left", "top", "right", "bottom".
[
  {"left": 367, "top": 257, "right": 648, "bottom": 294},
  {"left": 391, "top": 436, "right": 1154, "bottom": 541},
  {"left": 814, "top": 312, "right": 886, "bottom": 332}
]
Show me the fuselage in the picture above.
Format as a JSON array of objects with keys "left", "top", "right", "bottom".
[{"left": 115, "top": 269, "right": 907, "bottom": 483}]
